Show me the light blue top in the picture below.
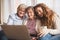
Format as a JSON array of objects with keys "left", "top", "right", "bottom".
[{"left": 7, "top": 13, "right": 27, "bottom": 25}]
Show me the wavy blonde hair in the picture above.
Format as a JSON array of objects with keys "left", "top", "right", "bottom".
[{"left": 17, "top": 4, "right": 27, "bottom": 13}]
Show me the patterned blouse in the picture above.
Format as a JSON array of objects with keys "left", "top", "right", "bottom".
[{"left": 26, "top": 19, "right": 37, "bottom": 35}]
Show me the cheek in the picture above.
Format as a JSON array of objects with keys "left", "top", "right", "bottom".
[
  {"left": 32, "top": 11, "right": 34, "bottom": 15},
  {"left": 30, "top": 13, "right": 34, "bottom": 16},
  {"left": 38, "top": 12, "right": 41, "bottom": 14},
  {"left": 18, "top": 11, "right": 21, "bottom": 14},
  {"left": 28, "top": 13, "right": 33, "bottom": 17},
  {"left": 27, "top": 13, "right": 30, "bottom": 16},
  {"left": 18, "top": 12, "right": 25, "bottom": 16}
]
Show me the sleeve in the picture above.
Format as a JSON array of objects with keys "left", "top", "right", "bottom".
[
  {"left": 7, "top": 15, "right": 14, "bottom": 25},
  {"left": 49, "top": 14, "right": 60, "bottom": 35},
  {"left": 23, "top": 20, "right": 27, "bottom": 25}
]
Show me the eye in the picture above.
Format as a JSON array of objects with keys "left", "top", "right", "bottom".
[{"left": 30, "top": 12, "right": 32, "bottom": 13}]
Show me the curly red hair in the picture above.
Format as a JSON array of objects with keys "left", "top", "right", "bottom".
[{"left": 34, "top": 3, "right": 56, "bottom": 29}]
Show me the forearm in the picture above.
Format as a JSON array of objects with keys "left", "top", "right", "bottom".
[{"left": 49, "top": 29, "right": 60, "bottom": 35}]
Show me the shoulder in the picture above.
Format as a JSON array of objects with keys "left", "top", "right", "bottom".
[
  {"left": 36, "top": 19, "right": 41, "bottom": 27},
  {"left": 53, "top": 13, "right": 60, "bottom": 21},
  {"left": 53, "top": 13, "right": 60, "bottom": 28},
  {"left": 36, "top": 19, "right": 41, "bottom": 23},
  {"left": 9, "top": 13, "right": 17, "bottom": 20},
  {"left": 24, "top": 19, "right": 28, "bottom": 25},
  {"left": 9, "top": 13, "right": 16, "bottom": 18}
]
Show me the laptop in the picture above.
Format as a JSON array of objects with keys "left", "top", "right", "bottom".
[{"left": 1, "top": 25, "right": 31, "bottom": 40}]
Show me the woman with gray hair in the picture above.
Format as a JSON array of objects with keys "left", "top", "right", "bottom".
[{"left": 7, "top": 4, "right": 27, "bottom": 25}]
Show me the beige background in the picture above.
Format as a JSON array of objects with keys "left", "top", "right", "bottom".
[{"left": 0, "top": 0, "right": 4, "bottom": 24}]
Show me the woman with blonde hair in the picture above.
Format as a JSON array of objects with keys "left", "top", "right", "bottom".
[{"left": 34, "top": 3, "right": 60, "bottom": 40}]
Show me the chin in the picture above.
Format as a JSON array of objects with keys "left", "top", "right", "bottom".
[
  {"left": 39, "top": 15, "right": 43, "bottom": 17},
  {"left": 19, "top": 15, "right": 23, "bottom": 17}
]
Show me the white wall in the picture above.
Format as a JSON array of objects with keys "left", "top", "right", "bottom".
[
  {"left": 53, "top": 0, "right": 60, "bottom": 16},
  {"left": 3, "top": 0, "right": 10, "bottom": 23},
  {"left": 36, "top": 0, "right": 54, "bottom": 10}
]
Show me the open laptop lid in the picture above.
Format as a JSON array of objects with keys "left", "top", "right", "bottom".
[{"left": 1, "top": 25, "right": 31, "bottom": 40}]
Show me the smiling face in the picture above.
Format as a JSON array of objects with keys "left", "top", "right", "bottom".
[
  {"left": 17, "top": 7, "right": 25, "bottom": 18},
  {"left": 17, "top": 4, "right": 26, "bottom": 18},
  {"left": 27, "top": 8, "right": 34, "bottom": 19},
  {"left": 36, "top": 7, "right": 43, "bottom": 17}
]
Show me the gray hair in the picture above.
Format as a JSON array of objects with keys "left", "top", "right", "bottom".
[{"left": 17, "top": 4, "right": 27, "bottom": 12}]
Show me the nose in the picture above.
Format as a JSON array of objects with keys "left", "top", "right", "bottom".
[{"left": 38, "top": 12, "right": 41, "bottom": 15}]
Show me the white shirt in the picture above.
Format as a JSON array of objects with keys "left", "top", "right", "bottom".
[{"left": 7, "top": 13, "right": 27, "bottom": 25}]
